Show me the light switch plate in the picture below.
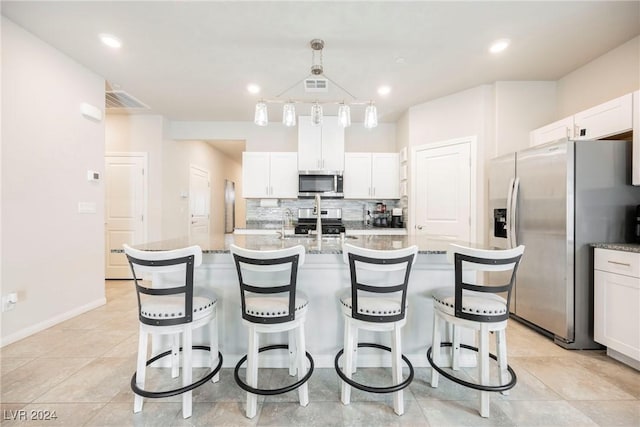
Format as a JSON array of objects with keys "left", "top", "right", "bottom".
[{"left": 78, "top": 202, "right": 97, "bottom": 213}]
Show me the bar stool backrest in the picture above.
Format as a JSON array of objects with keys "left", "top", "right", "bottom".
[
  {"left": 342, "top": 243, "right": 419, "bottom": 323},
  {"left": 123, "top": 244, "right": 203, "bottom": 327},
  {"left": 448, "top": 244, "right": 525, "bottom": 322},
  {"left": 230, "top": 244, "right": 305, "bottom": 324}
]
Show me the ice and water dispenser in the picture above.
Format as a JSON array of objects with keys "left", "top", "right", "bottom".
[{"left": 493, "top": 208, "right": 507, "bottom": 238}]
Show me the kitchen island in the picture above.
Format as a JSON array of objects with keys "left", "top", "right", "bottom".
[{"left": 133, "top": 233, "right": 479, "bottom": 368}]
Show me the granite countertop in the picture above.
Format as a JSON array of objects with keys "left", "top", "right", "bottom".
[
  {"left": 591, "top": 243, "right": 640, "bottom": 253},
  {"left": 238, "top": 220, "right": 406, "bottom": 233},
  {"left": 132, "top": 233, "right": 477, "bottom": 255}
]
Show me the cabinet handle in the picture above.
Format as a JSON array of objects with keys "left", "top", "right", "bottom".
[
  {"left": 607, "top": 260, "right": 631, "bottom": 267},
  {"left": 266, "top": 186, "right": 269, "bottom": 195}
]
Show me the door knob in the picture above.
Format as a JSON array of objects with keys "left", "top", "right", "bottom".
[{"left": 416, "top": 225, "right": 423, "bottom": 230}]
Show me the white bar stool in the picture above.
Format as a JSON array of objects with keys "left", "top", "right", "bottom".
[
  {"left": 123, "top": 244, "right": 222, "bottom": 419},
  {"left": 335, "top": 243, "right": 418, "bottom": 416},
  {"left": 427, "top": 243, "right": 524, "bottom": 418},
  {"left": 230, "top": 244, "right": 313, "bottom": 419}
]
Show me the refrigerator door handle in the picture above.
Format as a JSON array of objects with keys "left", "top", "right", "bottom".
[
  {"left": 510, "top": 177, "right": 520, "bottom": 247},
  {"left": 505, "top": 178, "right": 515, "bottom": 248}
]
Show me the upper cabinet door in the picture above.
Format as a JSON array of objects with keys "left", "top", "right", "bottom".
[
  {"left": 371, "top": 153, "right": 400, "bottom": 199},
  {"left": 574, "top": 93, "right": 633, "bottom": 140},
  {"left": 297, "top": 116, "right": 345, "bottom": 171},
  {"left": 298, "top": 116, "right": 322, "bottom": 170},
  {"left": 269, "top": 152, "right": 298, "bottom": 198},
  {"left": 242, "top": 152, "right": 270, "bottom": 198},
  {"left": 320, "top": 116, "right": 345, "bottom": 171},
  {"left": 344, "top": 153, "right": 372, "bottom": 198},
  {"left": 530, "top": 116, "right": 574, "bottom": 146}
]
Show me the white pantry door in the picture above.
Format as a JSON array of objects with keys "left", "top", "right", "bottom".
[
  {"left": 189, "top": 165, "right": 210, "bottom": 238},
  {"left": 105, "top": 153, "right": 147, "bottom": 279},
  {"left": 413, "top": 140, "right": 472, "bottom": 241}
]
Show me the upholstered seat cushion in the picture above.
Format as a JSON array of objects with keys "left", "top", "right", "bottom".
[
  {"left": 245, "top": 291, "right": 308, "bottom": 318},
  {"left": 432, "top": 287, "right": 507, "bottom": 317},
  {"left": 140, "top": 295, "right": 216, "bottom": 321},
  {"left": 339, "top": 290, "right": 407, "bottom": 318}
]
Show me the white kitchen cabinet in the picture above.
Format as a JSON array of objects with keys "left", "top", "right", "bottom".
[
  {"left": 594, "top": 248, "right": 640, "bottom": 366},
  {"left": 633, "top": 90, "right": 639, "bottom": 185},
  {"left": 530, "top": 116, "right": 574, "bottom": 147},
  {"left": 344, "top": 152, "right": 399, "bottom": 199},
  {"left": 574, "top": 93, "right": 633, "bottom": 140},
  {"left": 530, "top": 93, "right": 633, "bottom": 147},
  {"left": 242, "top": 152, "right": 298, "bottom": 198},
  {"left": 298, "top": 116, "right": 344, "bottom": 171}
]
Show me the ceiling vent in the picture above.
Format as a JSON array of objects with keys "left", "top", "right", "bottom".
[
  {"left": 304, "top": 78, "right": 328, "bottom": 93},
  {"left": 105, "top": 90, "right": 150, "bottom": 110}
]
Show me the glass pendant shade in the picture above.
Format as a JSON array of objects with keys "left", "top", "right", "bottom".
[
  {"left": 282, "top": 102, "right": 296, "bottom": 127},
  {"left": 311, "top": 102, "right": 323, "bottom": 126},
  {"left": 254, "top": 101, "right": 268, "bottom": 126},
  {"left": 338, "top": 104, "right": 351, "bottom": 128},
  {"left": 363, "top": 103, "right": 378, "bottom": 129}
]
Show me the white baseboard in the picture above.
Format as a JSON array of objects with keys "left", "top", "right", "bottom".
[
  {"left": 0, "top": 297, "right": 107, "bottom": 347},
  {"left": 607, "top": 348, "right": 640, "bottom": 371}
]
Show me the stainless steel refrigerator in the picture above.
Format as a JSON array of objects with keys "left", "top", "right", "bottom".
[{"left": 489, "top": 139, "right": 640, "bottom": 349}]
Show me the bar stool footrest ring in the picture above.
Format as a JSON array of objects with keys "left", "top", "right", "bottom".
[
  {"left": 131, "top": 345, "right": 223, "bottom": 399},
  {"left": 334, "top": 342, "right": 414, "bottom": 394},
  {"left": 234, "top": 344, "right": 314, "bottom": 396},
  {"left": 427, "top": 342, "right": 517, "bottom": 392}
]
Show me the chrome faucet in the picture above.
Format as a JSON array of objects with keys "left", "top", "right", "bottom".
[
  {"left": 281, "top": 208, "right": 293, "bottom": 239},
  {"left": 314, "top": 193, "right": 322, "bottom": 240}
]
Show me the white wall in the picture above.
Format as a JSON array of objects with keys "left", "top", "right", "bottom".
[
  {"left": 406, "top": 85, "right": 494, "bottom": 244},
  {"left": 345, "top": 123, "right": 396, "bottom": 152},
  {"left": 1, "top": 18, "right": 106, "bottom": 345},
  {"left": 493, "top": 81, "right": 558, "bottom": 157},
  {"left": 105, "top": 114, "right": 165, "bottom": 241},
  {"left": 169, "top": 119, "right": 397, "bottom": 153},
  {"left": 557, "top": 36, "right": 640, "bottom": 118},
  {"left": 169, "top": 121, "right": 297, "bottom": 152},
  {"left": 161, "top": 140, "right": 244, "bottom": 239}
]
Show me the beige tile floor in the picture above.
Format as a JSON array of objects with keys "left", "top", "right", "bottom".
[{"left": 1, "top": 280, "right": 639, "bottom": 426}]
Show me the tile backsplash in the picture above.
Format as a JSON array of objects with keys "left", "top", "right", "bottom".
[{"left": 246, "top": 199, "right": 402, "bottom": 222}]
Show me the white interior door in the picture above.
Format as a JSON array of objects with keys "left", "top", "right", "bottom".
[
  {"left": 414, "top": 140, "right": 472, "bottom": 241},
  {"left": 105, "top": 153, "right": 147, "bottom": 279},
  {"left": 189, "top": 165, "right": 210, "bottom": 238}
]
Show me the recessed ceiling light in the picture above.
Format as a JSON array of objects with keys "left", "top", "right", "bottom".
[
  {"left": 99, "top": 33, "right": 122, "bottom": 49},
  {"left": 489, "top": 38, "right": 510, "bottom": 54},
  {"left": 395, "top": 57, "right": 406, "bottom": 64},
  {"left": 247, "top": 84, "right": 261, "bottom": 94},
  {"left": 377, "top": 85, "right": 391, "bottom": 96}
]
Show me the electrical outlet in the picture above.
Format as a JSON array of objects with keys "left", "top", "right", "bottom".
[{"left": 2, "top": 292, "right": 18, "bottom": 312}]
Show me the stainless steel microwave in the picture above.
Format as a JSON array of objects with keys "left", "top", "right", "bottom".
[{"left": 298, "top": 171, "right": 344, "bottom": 198}]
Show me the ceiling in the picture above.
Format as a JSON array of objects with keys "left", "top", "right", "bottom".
[{"left": 2, "top": 1, "right": 639, "bottom": 125}]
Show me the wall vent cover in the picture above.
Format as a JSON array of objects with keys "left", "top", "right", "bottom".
[
  {"left": 304, "top": 78, "right": 328, "bottom": 93},
  {"left": 105, "top": 90, "right": 150, "bottom": 110}
]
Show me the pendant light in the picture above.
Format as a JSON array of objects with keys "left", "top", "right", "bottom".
[
  {"left": 249, "top": 39, "right": 379, "bottom": 129},
  {"left": 363, "top": 103, "right": 378, "bottom": 129},
  {"left": 254, "top": 101, "right": 268, "bottom": 126},
  {"left": 310, "top": 102, "right": 323, "bottom": 126},
  {"left": 338, "top": 103, "right": 351, "bottom": 128},
  {"left": 282, "top": 102, "right": 296, "bottom": 127}
]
